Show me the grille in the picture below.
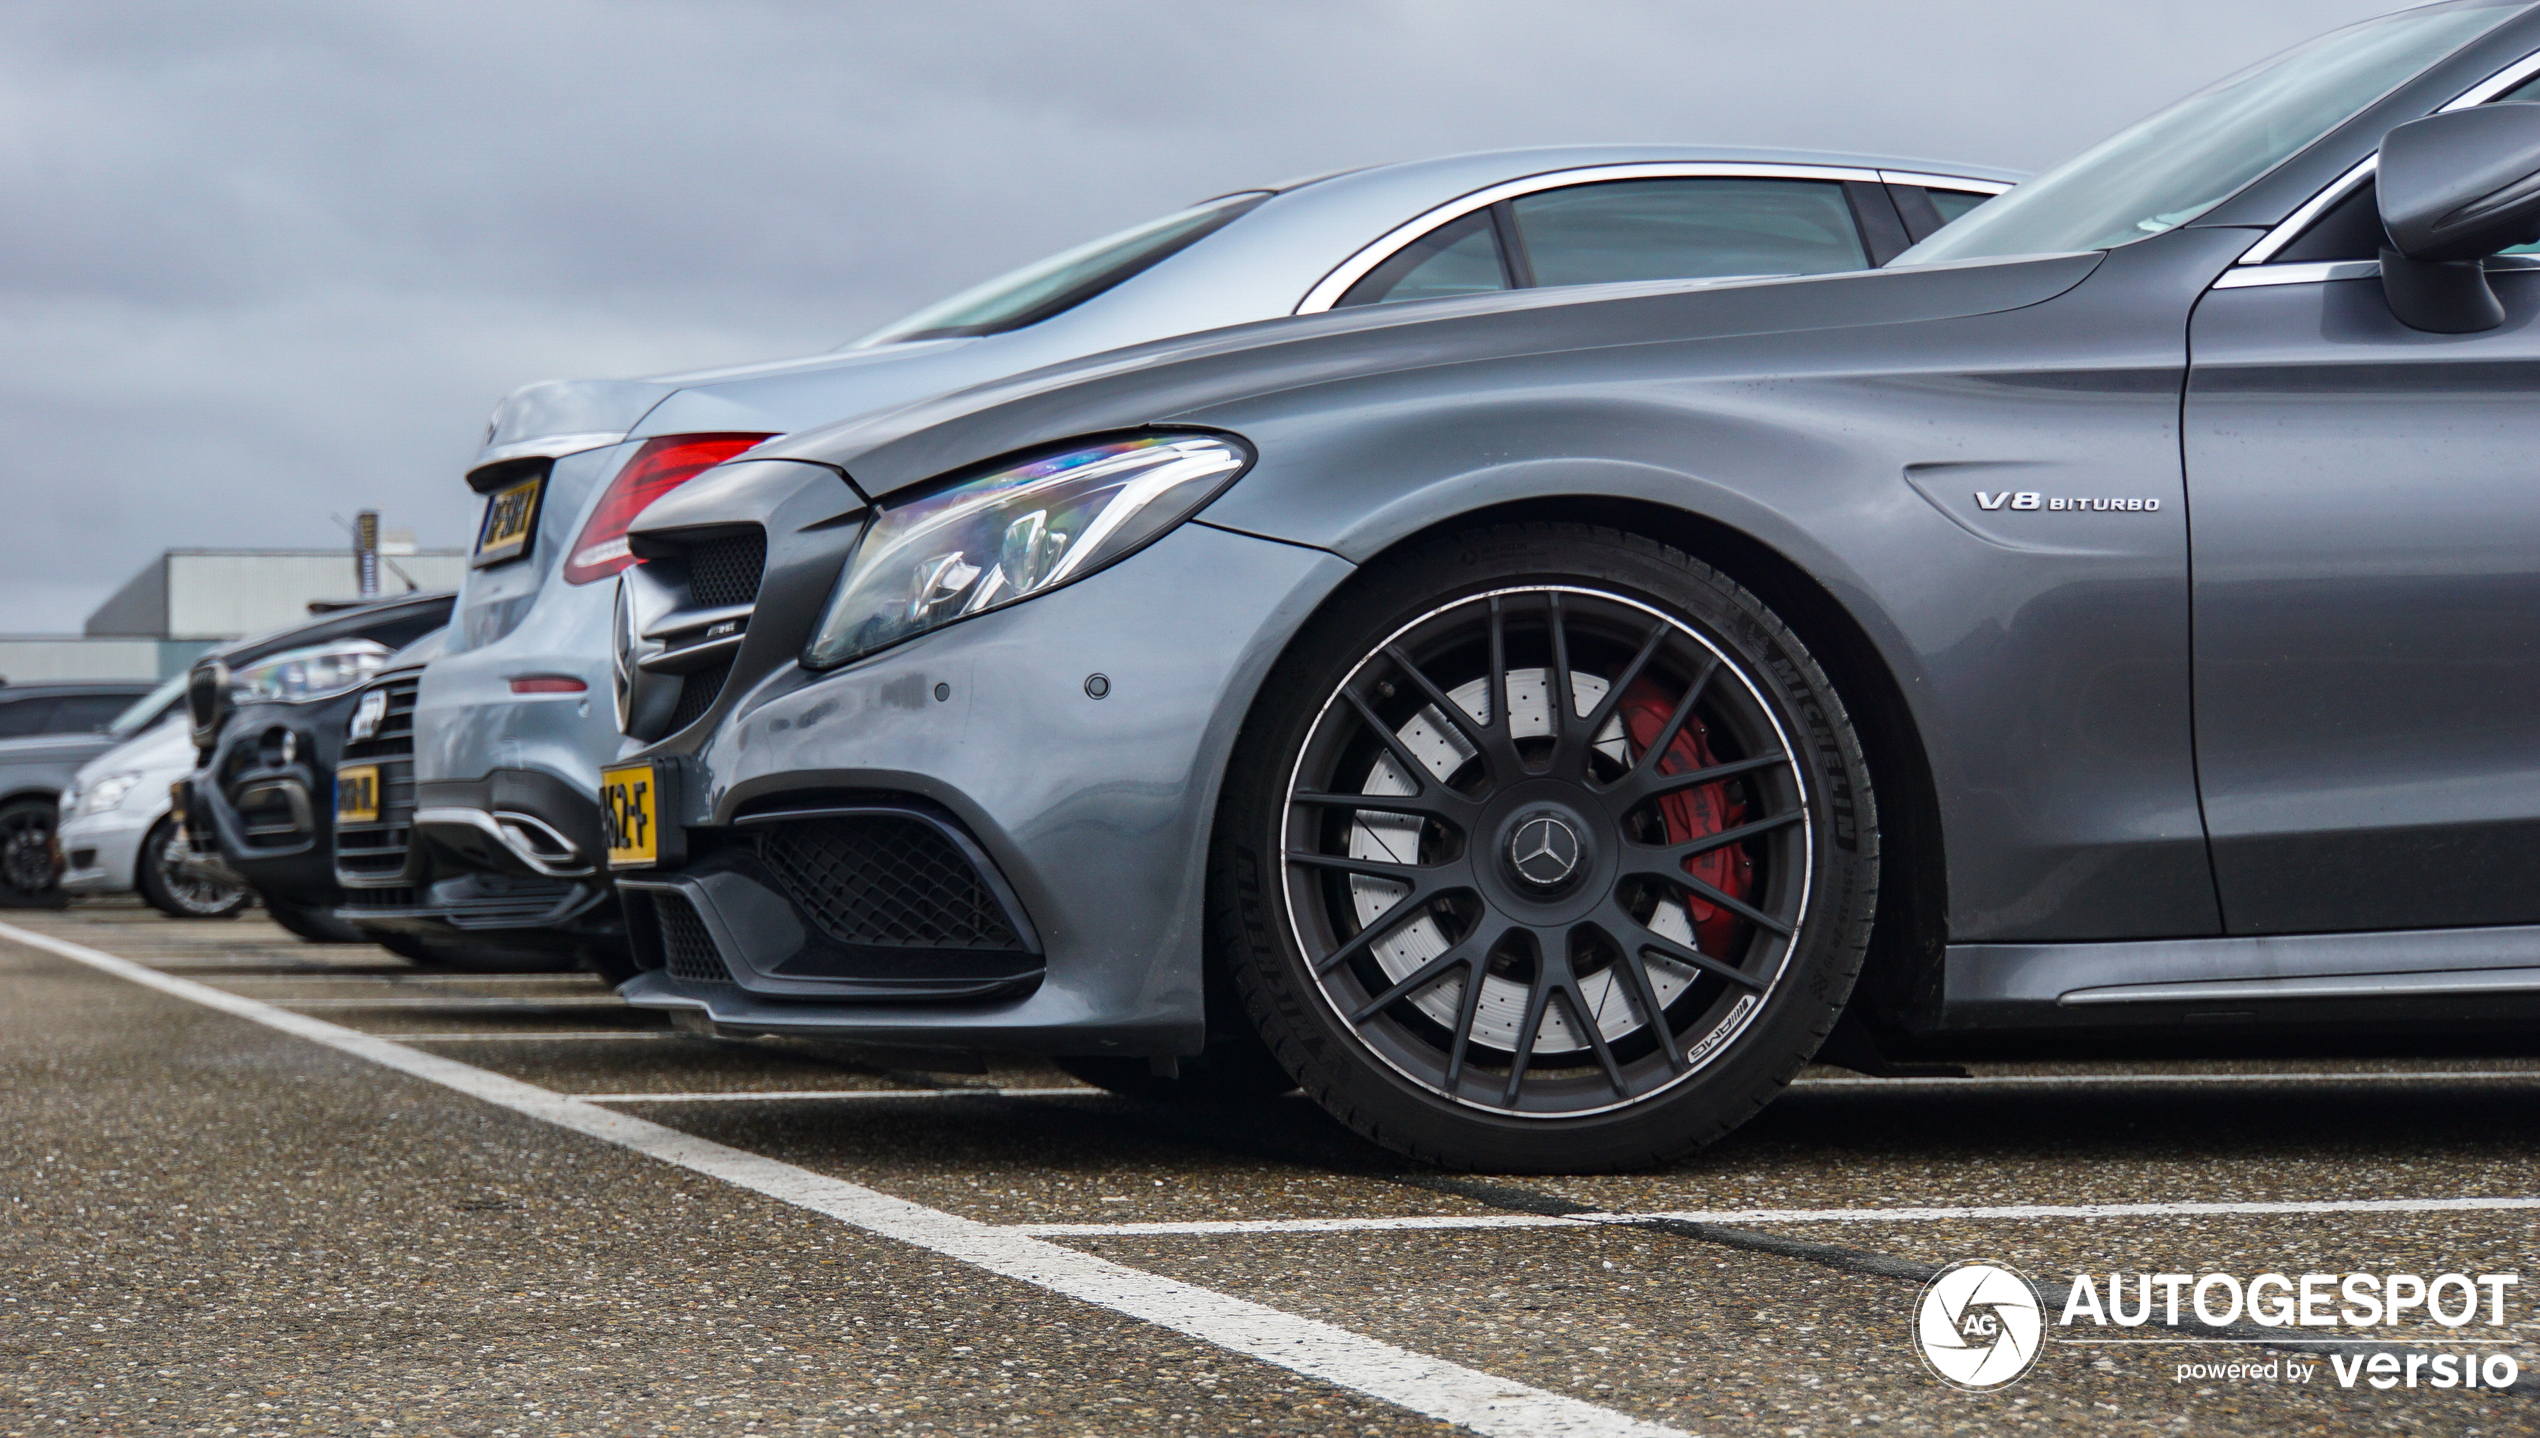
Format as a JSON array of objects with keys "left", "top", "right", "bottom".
[
  {"left": 341, "top": 676, "right": 419, "bottom": 761},
  {"left": 185, "top": 666, "right": 223, "bottom": 734},
  {"left": 653, "top": 891, "right": 735, "bottom": 986},
  {"left": 687, "top": 530, "right": 767, "bottom": 609},
  {"left": 668, "top": 657, "right": 733, "bottom": 733},
  {"left": 753, "top": 817, "right": 1025, "bottom": 951},
  {"left": 335, "top": 676, "right": 420, "bottom": 882}
]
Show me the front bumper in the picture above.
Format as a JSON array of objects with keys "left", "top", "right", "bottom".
[
  {"left": 613, "top": 521, "right": 1352, "bottom": 1057},
  {"left": 185, "top": 697, "right": 357, "bottom": 907},
  {"left": 58, "top": 806, "right": 155, "bottom": 893}
]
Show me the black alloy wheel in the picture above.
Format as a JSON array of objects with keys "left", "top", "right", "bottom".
[
  {"left": 1213, "top": 526, "right": 1878, "bottom": 1171},
  {"left": 137, "top": 817, "right": 249, "bottom": 918},
  {"left": 0, "top": 798, "right": 66, "bottom": 908}
]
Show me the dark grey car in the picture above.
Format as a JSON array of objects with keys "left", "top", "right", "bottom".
[
  {"left": 0, "top": 680, "right": 163, "bottom": 905},
  {"left": 598, "top": 0, "right": 2540, "bottom": 1170}
]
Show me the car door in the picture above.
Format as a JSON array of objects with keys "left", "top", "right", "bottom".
[
  {"left": 0, "top": 697, "right": 62, "bottom": 738},
  {"left": 1328, "top": 171, "right": 1984, "bottom": 309},
  {"left": 2186, "top": 170, "right": 2540, "bottom": 934}
]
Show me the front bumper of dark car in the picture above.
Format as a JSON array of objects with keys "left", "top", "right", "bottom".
[
  {"left": 612, "top": 521, "right": 1352, "bottom": 1058},
  {"left": 183, "top": 696, "right": 362, "bottom": 907}
]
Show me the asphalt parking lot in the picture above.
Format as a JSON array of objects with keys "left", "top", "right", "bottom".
[{"left": 6, "top": 903, "right": 2539, "bottom": 1437}]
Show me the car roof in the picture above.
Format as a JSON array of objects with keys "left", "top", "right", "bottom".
[
  {"left": 204, "top": 591, "right": 458, "bottom": 669},
  {"left": 0, "top": 681, "right": 155, "bottom": 697},
  {"left": 483, "top": 144, "right": 2025, "bottom": 457},
  {"left": 1269, "top": 144, "right": 2024, "bottom": 199}
]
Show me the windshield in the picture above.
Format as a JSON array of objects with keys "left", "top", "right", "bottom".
[
  {"left": 105, "top": 673, "right": 188, "bottom": 739},
  {"left": 1896, "top": 2, "right": 2515, "bottom": 265},
  {"left": 853, "top": 192, "right": 1271, "bottom": 346}
]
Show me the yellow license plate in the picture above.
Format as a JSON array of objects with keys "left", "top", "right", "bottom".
[
  {"left": 335, "top": 765, "right": 381, "bottom": 825},
  {"left": 472, "top": 475, "right": 543, "bottom": 567},
  {"left": 601, "top": 763, "right": 660, "bottom": 868}
]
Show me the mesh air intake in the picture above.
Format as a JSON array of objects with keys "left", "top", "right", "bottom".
[{"left": 752, "top": 817, "right": 1024, "bottom": 952}]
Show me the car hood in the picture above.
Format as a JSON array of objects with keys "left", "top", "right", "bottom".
[
  {"left": 72, "top": 716, "right": 194, "bottom": 789},
  {"left": 748, "top": 252, "right": 2104, "bottom": 503}
]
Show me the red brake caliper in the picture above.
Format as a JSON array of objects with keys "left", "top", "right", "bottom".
[{"left": 1620, "top": 680, "right": 1753, "bottom": 956}]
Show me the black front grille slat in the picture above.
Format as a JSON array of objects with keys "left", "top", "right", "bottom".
[
  {"left": 686, "top": 531, "right": 767, "bottom": 609},
  {"left": 654, "top": 892, "right": 735, "bottom": 986},
  {"left": 335, "top": 679, "right": 418, "bottom": 887},
  {"left": 753, "top": 818, "right": 1024, "bottom": 952}
]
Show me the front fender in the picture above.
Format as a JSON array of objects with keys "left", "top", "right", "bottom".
[{"left": 1170, "top": 232, "right": 2244, "bottom": 943}]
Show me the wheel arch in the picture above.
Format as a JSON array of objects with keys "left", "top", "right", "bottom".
[{"left": 1215, "top": 492, "right": 1947, "bottom": 1046}]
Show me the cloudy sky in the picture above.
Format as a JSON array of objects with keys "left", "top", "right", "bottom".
[{"left": 0, "top": 0, "right": 2397, "bottom": 631}]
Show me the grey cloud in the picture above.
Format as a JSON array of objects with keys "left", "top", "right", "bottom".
[{"left": 0, "top": 0, "right": 2395, "bottom": 629}]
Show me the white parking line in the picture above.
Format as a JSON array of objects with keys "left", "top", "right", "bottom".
[
  {"left": 1012, "top": 1195, "right": 2540, "bottom": 1238},
  {"left": 0, "top": 919, "right": 1688, "bottom": 1438},
  {"left": 579, "top": 1087, "right": 1109, "bottom": 1102},
  {"left": 365, "top": 1030, "right": 680, "bottom": 1042},
  {"left": 211, "top": 973, "right": 612, "bottom": 985},
  {"left": 1024, "top": 1214, "right": 1586, "bottom": 1237},
  {"left": 268, "top": 996, "right": 629, "bottom": 1009},
  {"left": 1788, "top": 1070, "right": 2540, "bottom": 1090}
]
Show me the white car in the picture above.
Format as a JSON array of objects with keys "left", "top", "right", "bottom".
[{"left": 59, "top": 708, "right": 249, "bottom": 918}]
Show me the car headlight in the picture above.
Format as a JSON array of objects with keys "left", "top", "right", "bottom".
[
  {"left": 82, "top": 772, "right": 144, "bottom": 815},
  {"left": 229, "top": 639, "right": 392, "bottom": 705},
  {"left": 804, "top": 434, "right": 1250, "bottom": 669}
]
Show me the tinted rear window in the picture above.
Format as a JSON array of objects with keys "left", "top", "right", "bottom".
[{"left": 855, "top": 192, "right": 1271, "bottom": 345}]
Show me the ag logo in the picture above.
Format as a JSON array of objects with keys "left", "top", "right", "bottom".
[{"left": 1916, "top": 1260, "right": 2043, "bottom": 1391}]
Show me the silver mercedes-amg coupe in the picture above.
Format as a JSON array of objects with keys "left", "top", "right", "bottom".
[{"left": 599, "top": 0, "right": 2540, "bottom": 1171}]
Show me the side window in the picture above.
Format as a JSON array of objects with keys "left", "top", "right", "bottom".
[
  {"left": 1928, "top": 189, "right": 1994, "bottom": 227},
  {"left": 51, "top": 695, "right": 133, "bottom": 733},
  {"left": 1888, "top": 184, "right": 1997, "bottom": 243},
  {"left": 1336, "top": 210, "right": 1510, "bottom": 307},
  {"left": 1509, "top": 179, "right": 1867, "bottom": 288},
  {"left": 2273, "top": 75, "right": 2540, "bottom": 263},
  {"left": 0, "top": 699, "right": 60, "bottom": 738}
]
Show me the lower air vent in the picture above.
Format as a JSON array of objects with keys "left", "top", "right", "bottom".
[
  {"left": 753, "top": 817, "right": 1025, "bottom": 952},
  {"left": 668, "top": 656, "right": 734, "bottom": 733},
  {"left": 654, "top": 891, "right": 736, "bottom": 986}
]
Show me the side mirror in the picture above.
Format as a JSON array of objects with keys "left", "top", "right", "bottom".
[{"left": 2377, "top": 104, "right": 2540, "bottom": 333}]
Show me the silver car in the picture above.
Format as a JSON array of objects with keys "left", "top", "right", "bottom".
[
  {"left": 374, "top": 146, "right": 2013, "bottom": 974},
  {"left": 59, "top": 707, "right": 250, "bottom": 918}
]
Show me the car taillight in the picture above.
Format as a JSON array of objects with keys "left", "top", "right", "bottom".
[{"left": 561, "top": 433, "right": 775, "bottom": 584}]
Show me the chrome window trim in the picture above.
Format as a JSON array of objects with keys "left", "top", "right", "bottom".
[
  {"left": 2211, "top": 252, "right": 2540, "bottom": 288},
  {"left": 1293, "top": 161, "right": 2003, "bottom": 315},
  {"left": 1878, "top": 171, "right": 2012, "bottom": 195},
  {"left": 2235, "top": 47, "right": 2540, "bottom": 267}
]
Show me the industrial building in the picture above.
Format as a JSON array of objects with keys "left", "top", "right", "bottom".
[{"left": 0, "top": 539, "right": 467, "bottom": 682}]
